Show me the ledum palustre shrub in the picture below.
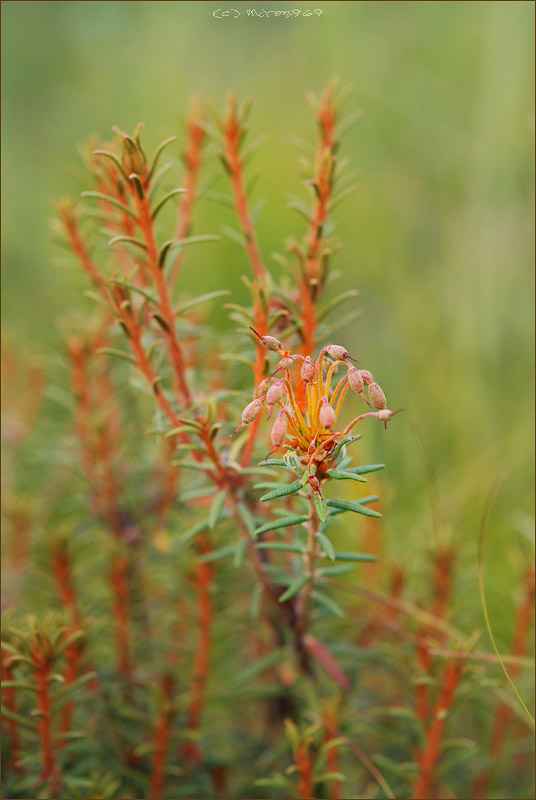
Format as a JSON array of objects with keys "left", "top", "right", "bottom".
[{"left": 2, "top": 84, "right": 533, "bottom": 800}]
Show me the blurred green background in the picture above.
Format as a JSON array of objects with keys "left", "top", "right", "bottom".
[{"left": 2, "top": 1, "right": 534, "bottom": 642}]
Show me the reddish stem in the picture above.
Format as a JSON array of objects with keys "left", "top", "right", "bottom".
[
  {"left": 170, "top": 106, "right": 205, "bottom": 286},
  {"left": 413, "top": 658, "right": 462, "bottom": 800},
  {"left": 182, "top": 532, "right": 214, "bottom": 764},
  {"left": 149, "top": 675, "right": 176, "bottom": 800},
  {"left": 35, "top": 660, "right": 56, "bottom": 782},
  {"left": 324, "top": 709, "right": 342, "bottom": 800}
]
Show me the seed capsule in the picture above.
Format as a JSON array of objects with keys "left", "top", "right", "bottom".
[
  {"left": 377, "top": 409, "right": 393, "bottom": 422},
  {"left": 241, "top": 398, "right": 263, "bottom": 424},
  {"left": 368, "top": 382, "right": 387, "bottom": 410},
  {"left": 250, "top": 327, "right": 282, "bottom": 352},
  {"left": 266, "top": 380, "right": 285, "bottom": 406},
  {"left": 301, "top": 356, "right": 315, "bottom": 383},
  {"left": 270, "top": 410, "right": 288, "bottom": 447},
  {"left": 347, "top": 366, "right": 364, "bottom": 393},
  {"left": 327, "top": 344, "right": 349, "bottom": 361},
  {"left": 275, "top": 357, "right": 294, "bottom": 372},
  {"left": 255, "top": 378, "right": 271, "bottom": 399},
  {"left": 319, "top": 397, "right": 336, "bottom": 429}
]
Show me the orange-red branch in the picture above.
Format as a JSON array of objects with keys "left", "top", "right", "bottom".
[{"left": 413, "top": 658, "right": 462, "bottom": 800}]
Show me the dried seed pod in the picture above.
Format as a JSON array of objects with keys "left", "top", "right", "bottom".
[
  {"left": 376, "top": 407, "right": 403, "bottom": 429},
  {"left": 319, "top": 397, "right": 336, "bottom": 430},
  {"left": 266, "top": 380, "right": 285, "bottom": 406},
  {"left": 301, "top": 356, "right": 315, "bottom": 383},
  {"left": 255, "top": 378, "right": 271, "bottom": 399},
  {"left": 347, "top": 366, "right": 364, "bottom": 393},
  {"left": 275, "top": 357, "right": 294, "bottom": 372},
  {"left": 327, "top": 344, "right": 357, "bottom": 362},
  {"left": 241, "top": 397, "right": 264, "bottom": 424},
  {"left": 368, "top": 382, "right": 387, "bottom": 410},
  {"left": 376, "top": 409, "right": 393, "bottom": 422},
  {"left": 270, "top": 410, "right": 288, "bottom": 448},
  {"left": 250, "top": 327, "right": 282, "bottom": 352}
]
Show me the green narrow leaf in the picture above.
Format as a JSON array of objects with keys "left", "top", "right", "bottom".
[
  {"left": 180, "top": 520, "right": 209, "bottom": 544},
  {"left": 80, "top": 191, "right": 137, "bottom": 219},
  {"left": 97, "top": 348, "right": 136, "bottom": 365},
  {"left": 176, "top": 290, "right": 231, "bottom": 315},
  {"left": 346, "top": 464, "right": 385, "bottom": 475},
  {"left": 171, "top": 459, "right": 213, "bottom": 472},
  {"left": 1, "top": 706, "right": 38, "bottom": 730},
  {"left": 317, "top": 289, "right": 359, "bottom": 322},
  {"left": 147, "top": 136, "right": 178, "bottom": 181},
  {"left": 256, "top": 543, "right": 305, "bottom": 554},
  {"left": 109, "top": 235, "right": 147, "bottom": 251},
  {"left": 254, "top": 515, "right": 308, "bottom": 537},
  {"left": 235, "top": 502, "right": 256, "bottom": 536},
  {"left": 168, "top": 234, "right": 222, "bottom": 253},
  {"left": 150, "top": 188, "right": 185, "bottom": 220},
  {"left": 320, "top": 564, "right": 356, "bottom": 577},
  {"left": 278, "top": 573, "right": 309, "bottom": 602},
  {"left": 316, "top": 532, "right": 335, "bottom": 560},
  {"left": 197, "top": 544, "right": 237, "bottom": 563},
  {"left": 233, "top": 538, "right": 247, "bottom": 567},
  {"left": 110, "top": 278, "right": 157, "bottom": 305},
  {"left": 313, "top": 492, "right": 328, "bottom": 523},
  {"left": 260, "top": 479, "right": 302, "bottom": 502},
  {"left": 208, "top": 490, "right": 226, "bottom": 529},
  {"left": 249, "top": 584, "right": 262, "bottom": 620},
  {"left": 326, "top": 498, "right": 381, "bottom": 518},
  {"left": 333, "top": 551, "right": 377, "bottom": 562},
  {"left": 313, "top": 590, "right": 345, "bottom": 617},
  {"left": 327, "top": 470, "right": 367, "bottom": 483}
]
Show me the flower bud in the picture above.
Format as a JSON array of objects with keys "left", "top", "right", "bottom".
[
  {"left": 368, "top": 382, "right": 387, "bottom": 410},
  {"left": 241, "top": 398, "right": 263, "bottom": 425},
  {"left": 266, "top": 380, "right": 285, "bottom": 406},
  {"left": 359, "top": 369, "right": 373, "bottom": 383},
  {"left": 347, "top": 366, "right": 364, "bottom": 393},
  {"left": 270, "top": 410, "right": 288, "bottom": 447},
  {"left": 301, "top": 356, "right": 315, "bottom": 383},
  {"left": 327, "top": 344, "right": 355, "bottom": 361},
  {"left": 319, "top": 397, "right": 336, "bottom": 429}
]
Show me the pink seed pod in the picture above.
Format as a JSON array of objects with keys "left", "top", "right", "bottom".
[
  {"left": 327, "top": 344, "right": 357, "bottom": 362},
  {"left": 368, "top": 381, "right": 387, "bottom": 410},
  {"left": 266, "top": 380, "right": 285, "bottom": 406},
  {"left": 376, "top": 407, "right": 403, "bottom": 429},
  {"left": 275, "top": 357, "right": 294, "bottom": 372},
  {"left": 255, "top": 378, "right": 271, "bottom": 399},
  {"left": 377, "top": 409, "right": 393, "bottom": 422},
  {"left": 347, "top": 366, "right": 364, "bottom": 393},
  {"left": 301, "top": 356, "right": 315, "bottom": 383},
  {"left": 250, "top": 327, "right": 282, "bottom": 353},
  {"left": 241, "top": 398, "right": 264, "bottom": 425},
  {"left": 359, "top": 369, "right": 373, "bottom": 383},
  {"left": 319, "top": 397, "right": 336, "bottom": 430},
  {"left": 260, "top": 335, "right": 282, "bottom": 352},
  {"left": 270, "top": 410, "right": 288, "bottom": 448}
]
